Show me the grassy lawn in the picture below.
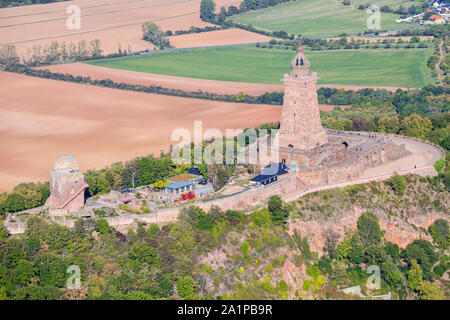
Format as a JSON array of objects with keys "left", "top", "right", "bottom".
[
  {"left": 228, "top": 0, "right": 411, "bottom": 37},
  {"left": 87, "top": 45, "right": 434, "bottom": 87}
]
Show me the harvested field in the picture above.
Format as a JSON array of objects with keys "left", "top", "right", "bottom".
[
  {"left": 39, "top": 62, "right": 407, "bottom": 94},
  {"left": 0, "top": 0, "right": 242, "bottom": 56},
  {"left": 168, "top": 28, "right": 271, "bottom": 49},
  {"left": 0, "top": 71, "right": 281, "bottom": 192}
]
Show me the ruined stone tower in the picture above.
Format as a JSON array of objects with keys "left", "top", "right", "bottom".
[
  {"left": 278, "top": 41, "right": 328, "bottom": 151},
  {"left": 46, "top": 156, "right": 88, "bottom": 216}
]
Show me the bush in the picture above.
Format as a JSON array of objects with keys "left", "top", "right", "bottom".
[
  {"left": 433, "top": 157, "right": 445, "bottom": 173},
  {"left": 268, "top": 196, "right": 288, "bottom": 225},
  {"left": 388, "top": 174, "right": 406, "bottom": 196},
  {"left": 428, "top": 219, "right": 449, "bottom": 249},
  {"left": 176, "top": 276, "right": 196, "bottom": 299},
  {"left": 96, "top": 219, "right": 112, "bottom": 234},
  {"left": 357, "top": 212, "right": 382, "bottom": 247}
]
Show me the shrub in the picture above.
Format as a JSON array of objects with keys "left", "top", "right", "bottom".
[
  {"left": 433, "top": 157, "right": 445, "bottom": 173},
  {"left": 428, "top": 219, "right": 449, "bottom": 249},
  {"left": 388, "top": 174, "right": 406, "bottom": 196},
  {"left": 176, "top": 276, "right": 196, "bottom": 299},
  {"left": 357, "top": 212, "right": 382, "bottom": 247},
  {"left": 96, "top": 219, "right": 112, "bottom": 234}
]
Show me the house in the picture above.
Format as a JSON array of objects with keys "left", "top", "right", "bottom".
[
  {"left": 165, "top": 181, "right": 194, "bottom": 195},
  {"left": 167, "top": 173, "right": 205, "bottom": 185},
  {"left": 154, "top": 168, "right": 211, "bottom": 202},
  {"left": 425, "top": 14, "right": 446, "bottom": 24},
  {"left": 250, "top": 163, "right": 290, "bottom": 186}
]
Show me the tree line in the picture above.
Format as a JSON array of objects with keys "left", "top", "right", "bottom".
[
  {"left": 4, "top": 64, "right": 284, "bottom": 105},
  {"left": 200, "top": 0, "right": 295, "bottom": 22},
  {"left": 0, "top": 40, "right": 131, "bottom": 67},
  {"left": 257, "top": 37, "right": 431, "bottom": 51}
]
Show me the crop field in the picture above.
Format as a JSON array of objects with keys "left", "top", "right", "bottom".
[
  {"left": 87, "top": 45, "right": 434, "bottom": 87},
  {"left": 0, "top": 72, "right": 281, "bottom": 192},
  {"left": 0, "top": 0, "right": 243, "bottom": 56},
  {"left": 228, "top": 0, "right": 411, "bottom": 37}
]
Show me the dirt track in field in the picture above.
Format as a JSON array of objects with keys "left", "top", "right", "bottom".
[
  {"left": 0, "top": 0, "right": 243, "bottom": 56},
  {"left": 0, "top": 71, "right": 281, "bottom": 192},
  {"left": 39, "top": 62, "right": 406, "bottom": 94}
]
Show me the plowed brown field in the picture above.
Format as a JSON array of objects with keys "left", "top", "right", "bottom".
[
  {"left": 0, "top": 0, "right": 243, "bottom": 56},
  {"left": 0, "top": 71, "right": 281, "bottom": 192}
]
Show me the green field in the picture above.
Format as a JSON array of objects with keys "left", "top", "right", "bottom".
[
  {"left": 87, "top": 46, "right": 434, "bottom": 87},
  {"left": 228, "top": 0, "right": 411, "bottom": 37}
]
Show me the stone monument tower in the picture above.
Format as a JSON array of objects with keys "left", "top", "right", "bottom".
[
  {"left": 278, "top": 41, "right": 328, "bottom": 151},
  {"left": 46, "top": 156, "right": 88, "bottom": 216}
]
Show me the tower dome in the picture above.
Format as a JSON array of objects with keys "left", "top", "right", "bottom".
[{"left": 290, "top": 40, "right": 311, "bottom": 77}]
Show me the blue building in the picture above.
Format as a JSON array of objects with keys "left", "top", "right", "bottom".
[{"left": 250, "top": 163, "right": 290, "bottom": 186}]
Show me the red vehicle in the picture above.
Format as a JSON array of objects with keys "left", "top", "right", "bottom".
[{"left": 174, "top": 191, "right": 196, "bottom": 202}]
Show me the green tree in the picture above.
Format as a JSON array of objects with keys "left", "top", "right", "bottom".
[
  {"left": 0, "top": 221, "right": 7, "bottom": 241},
  {"left": 404, "top": 240, "right": 439, "bottom": 280},
  {"left": 357, "top": 212, "right": 382, "bottom": 247},
  {"left": 129, "top": 242, "right": 159, "bottom": 267},
  {"left": 267, "top": 195, "right": 287, "bottom": 225},
  {"left": 388, "top": 174, "right": 406, "bottom": 196},
  {"left": 0, "top": 265, "right": 12, "bottom": 293},
  {"left": 399, "top": 113, "right": 433, "bottom": 139},
  {"left": 377, "top": 116, "right": 400, "bottom": 134},
  {"left": 384, "top": 242, "right": 400, "bottom": 262},
  {"left": 428, "top": 219, "right": 449, "bottom": 249},
  {"left": 364, "top": 244, "right": 387, "bottom": 265},
  {"left": 380, "top": 261, "right": 403, "bottom": 288},
  {"left": 3, "top": 187, "right": 42, "bottom": 213},
  {"left": 181, "top": 206, "right": 213, "bottom": 231},
  {"left": 407, "top": 260, "right": 423, "bottom": 291},
  {"left": 142, "top": 21, "right": 171, "bottom": 49},
  {"left": 419, "top": 280, "right": 445, "bottom": 300},
  {"left": 200, "top": 0, "right": 216, "bottom": 21},
  {"left": 0, "top": 45, "right": 19, "bottom": 66},
  {"left": 12, "top": 259, "right": 36, "bottom": 287},
  {"left": 348, "top": 234, "right": 365, "bottom": 264},
  {"left": 176, "top": 275, "right": 196, "bottom": 299},
  {"left": 37, "top": 256, "right": 68, "bottom": 287}
]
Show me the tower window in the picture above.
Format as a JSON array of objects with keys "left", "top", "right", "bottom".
[
  {"left": 296, "top": 59, "right": 299, "bottom": 66},
  {"left": 300, "top": 59, "right": 304, "bottom": 65}
]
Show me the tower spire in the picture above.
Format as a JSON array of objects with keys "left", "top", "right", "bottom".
[{"left": 297, "top": 40, "right": 304, "bottom": 53}]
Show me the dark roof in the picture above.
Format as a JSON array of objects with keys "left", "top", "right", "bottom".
[
  {"left": 250, "top": 163, "right": 289, "bottom": 183},
  {"left": 188, "top": 167, "right": 202, "bottom": 176}
]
